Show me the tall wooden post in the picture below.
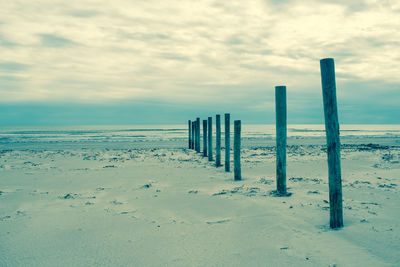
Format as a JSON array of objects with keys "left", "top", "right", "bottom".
[
  {"left": 216, "top": 114, "right": 221, "bottom": 167},
  {"left": 234, "top": 120, "right": 241, "bottom": 181},
  {"left": 191, "top": 121, "right": 195, "bottom": 150},
  {"left": 208, "top": 117, "right": 213, "bottom": 161},
  {"left": 188, "top": 120, "right": 192, "bottom": 149},
  {"left": 203, "top": 120, "right": 208, "bottom": 157},
  {"left": 196, "top": 118, "right": 200, "bottom": 152},
  {"left": 225, "top": 113, "right": 230, "bottom": 172},
  {"left": 275, "top": 86, "right": 287, "bottom": 195},
  {"left": 320, "top": 58, "right": 343, "bottom": 229}
]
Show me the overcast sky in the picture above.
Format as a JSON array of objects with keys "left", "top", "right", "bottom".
[{"left": 0, "top": 0, "right": 399, "bottom": 125}]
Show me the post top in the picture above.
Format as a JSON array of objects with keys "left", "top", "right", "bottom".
[
  {"left": 275, "top": 85, "right": 286, "bottom": 89},
  {"left": 320, "top": 58, "right": 334, "bottom": 63}
]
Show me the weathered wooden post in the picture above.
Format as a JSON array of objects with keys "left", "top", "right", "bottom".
[
  {"left": 203, "top": 119, "right": 208, "bottom": 157},
  {"left": 192, "top": 120, "right": 195, "bottom": 150},
  {"left": 225, "top": 113, "right": 230, "bottom": 172},
  {"left": 193, "top": 120, "right": 197, "bottom": 150},
  {"left": 275, "top": 86, "right": 287, "bottom": 195},
  {"left": 216, "top": 114, "right": 221, "bottom": 167},
  {"left": 188, "top": 120, "right": 192, "bottom": 149},
  {"left": 234, "top": 120, "right": 241, "bottom": 180},
  {"left": 191, "top": 121, "right": 195, "bottom": 149},
  {"left": 208, "top": 117, "right": 213, "bottom": 161},
  {"left": 196, "top": 117, "right": 201, "bottom": 152},
  {"left": 320, "top": 58, "right": 343, "bottom": 229}
]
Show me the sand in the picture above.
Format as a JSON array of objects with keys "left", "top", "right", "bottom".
[{"left": 0, "top": 137, "right": 399, "bottom": 266}]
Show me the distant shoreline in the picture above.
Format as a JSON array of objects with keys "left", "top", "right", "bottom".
[{"left": 1, "top": 136, "right": 399, "bottom": 151}]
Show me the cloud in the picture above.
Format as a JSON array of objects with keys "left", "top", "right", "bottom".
[
  {"left": 0, "top": 75, "right": 28, "bottom": 102},
  {"left": 66, "top": 9, "right": 100, "bottom": 18},
  {"left": 38, "top": 34, "right": 77, "bottom": 47},
  {"left": 0, "top": 0, "right": 399, "bottom": 124},
  {"left": 0, "top": 62, "right": 30, "bottom": 72},
  {"left": 0, "top": 34, "right": 17, "bottom": 47}
]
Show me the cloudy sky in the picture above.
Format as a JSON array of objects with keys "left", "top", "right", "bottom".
[{"left": 1, "top": 0, "right": 399, "bottom": 125}]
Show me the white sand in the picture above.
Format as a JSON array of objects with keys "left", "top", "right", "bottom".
[{"left": 0, "top": 138, "right": 399, "bottom": 266}]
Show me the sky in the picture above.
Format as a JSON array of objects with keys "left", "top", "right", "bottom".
[{"left": 0, "top": 0, "right": 399, "bottom": 126}]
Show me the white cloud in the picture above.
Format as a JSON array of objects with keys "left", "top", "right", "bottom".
[{"left": 0, "top": 0, "right": 399, "bottom": 104}]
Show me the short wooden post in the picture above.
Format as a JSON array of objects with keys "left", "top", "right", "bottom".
[
  {"left": 234, "top": 120, "right": 241, "bottom": 180},
  {"left": 208, "top": 117, "right": 213, "bottom": 161},
  {"left": 216, "top": 114, "right": 221, "bottom": 167},
  {"left": 275, "top": 86, "right": 287, "bottom": 195},
  {"left": 225, "top": 113, "right": 230, "bottom": 172},
  {"left": 188, "top": 120, "right": 192, "bottom": 149},
  {"left": 320, "top": 58, "right": 343, "bottom": 229},
  {"left": 195, "top": 118, "right": 199, "bottom": 152},
  {"left": 196, "top": 118, "right": 201, "bottom": 152},
  {"left": 203, "top": 119, "right": 208, "bottom": 157},
  {"left": 191, "top": 121, "right": 195, "bottom": 150}
]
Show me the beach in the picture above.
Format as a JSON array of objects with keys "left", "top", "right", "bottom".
[{"left": 0, "top": 125, "right": 399, "bottom": 266}]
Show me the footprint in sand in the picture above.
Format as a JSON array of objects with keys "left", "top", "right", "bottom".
[
  {"left": 378, "top": 183, "right": 397, "bottom": 189},
  {"left": 0, "top": 215, "right": 11, "bottom": 221},
  {"left": 16, "top": 210, "right": 26, "bottom": 216},
  {"left": 206, "top": 219, "right": 231, "bottom": 225},
  {"left": 259, "top": 178, "right": 273, "bottom": 184},
  {"left": 141, "top": 183, "right": 152, "bottom": 189},
  {"left": 60, "top": 193, "right": 79, "bottom": 199},
  {"left": 110, "top": 200, "right": 123, "bottom": 205}
]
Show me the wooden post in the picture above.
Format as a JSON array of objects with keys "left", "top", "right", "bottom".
[
  {"left": 216, "top": 114, "right": 221, "bottom": 167},
  {"left": 196, "top": 120, "right": 198, "bottom": 151},
  {"left": 196, "top": 118, "right": 200, "bottom": 152},
  {"left": 234, "top": 120, "right": 241, "bottom": 181},
  {"left": 188, "top": 120, "right": 192, "bottom": 149},
  {"left": 320, "top": 58, "right": 343, "bottom": 229},
  {"left": 194, "top": 119, "right": 198, "bottom": 151},
  {"left": 275, "top": 86, "right": 287, "bottom": 195},
  {"left": 191, "top": 121, "right": 195, "bottom": 150},
  {"left": 225, "top": 113, "right": 230, "bottom": 172},
  {"left": 203, "top": 119, "right": 208, "bottom": 157},
  {"left": 208, "top": 117, "right": 213, "bottom": 161}
]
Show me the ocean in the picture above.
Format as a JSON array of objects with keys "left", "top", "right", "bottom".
[{"left": 0, "top": 124, "right": 399, "bottom": 144}]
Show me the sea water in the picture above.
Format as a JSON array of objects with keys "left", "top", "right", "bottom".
[{"left": 0, "top": 125, "right": 399, "bottom": 144}]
